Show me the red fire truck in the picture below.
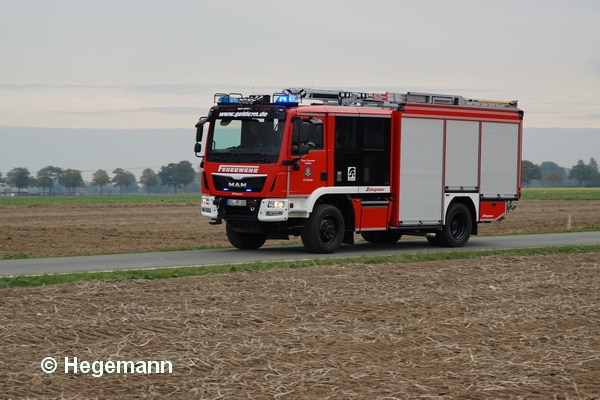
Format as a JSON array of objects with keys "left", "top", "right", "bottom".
[{"left": 194, "top": 88, "right": 523, "bottom": 253}]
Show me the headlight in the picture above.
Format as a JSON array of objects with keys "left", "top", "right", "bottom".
[
  {"left": 267, "top": 200, "right": 285, "bottom": 209},
  {"left": 201, "top": 197, "right": 212, "bottom": 206}
]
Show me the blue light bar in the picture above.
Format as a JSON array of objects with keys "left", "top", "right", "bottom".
[
  {"left": 217, "top": 95, "right": 239, "bottom": 104},
  {"left": 273, "top": 93, "right": 299, "bottom": 107},
  {"left": 275, "top": 94, "right": 298, "bottom": 103}
]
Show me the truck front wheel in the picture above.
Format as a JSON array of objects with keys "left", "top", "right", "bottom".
[
  {"left": 437, "top": 203, "right": 472, "bottom": 247},
  {"left": 226, "top": 221, "right": 267, "bottom": 250},
  {"left": 301, "top": 204, "right": 345, "bottom": 254}
]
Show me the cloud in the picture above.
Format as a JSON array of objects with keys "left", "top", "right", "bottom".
[
  {"left": 0, "top": 82, "right": 232, "bottom": 96},
  {"left": 49, "top": 106, "right": 202, "bottom": 116},
  {"left": 0, "top": 83, "right": 82, "bottom": 91}
]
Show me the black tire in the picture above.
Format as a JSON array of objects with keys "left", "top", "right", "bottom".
[
  {"left": 226, "top": 221, "right": 267, "bottom": 250},
  {"left": 301, "top": 204, "right": 345, "bottom": 253},
  {"left": 437, "top": 203, "right": 472, "bottom": 247},
  {"left": 361, "top": 231, "right": 402, "bottom": 244}
]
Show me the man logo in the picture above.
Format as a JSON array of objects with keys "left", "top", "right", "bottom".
[{"left": 228, "top": 181, "right": 247, "bottom": 189}]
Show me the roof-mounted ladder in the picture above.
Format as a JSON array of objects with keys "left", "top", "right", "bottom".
[{"left": 283, "top": 88, "right": 518, "bottom": 109}]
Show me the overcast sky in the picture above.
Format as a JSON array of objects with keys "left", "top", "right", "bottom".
[{"left": 1, "top": 0, "right": 599, "bottom": 177}]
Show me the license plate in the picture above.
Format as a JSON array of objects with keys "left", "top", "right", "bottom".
[{"left": 227, "top": 199, "right": 247, "bottom": 207}]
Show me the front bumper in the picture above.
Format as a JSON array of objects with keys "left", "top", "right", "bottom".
[{"left": 200, "top": 195, "right": 290, "bottom": 222}]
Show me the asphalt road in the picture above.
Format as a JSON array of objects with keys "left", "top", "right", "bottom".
[{"left": 1, "top": 232, "right": 599, "bottom": 277}]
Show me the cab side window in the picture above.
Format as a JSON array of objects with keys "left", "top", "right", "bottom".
[
  {"left": 334, "top": 116, "right": 391, "bottom": 186},
  {"left": 308, "top": 122, "right": 324, "bottom": 149}
]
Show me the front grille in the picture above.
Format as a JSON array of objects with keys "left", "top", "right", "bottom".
[{"left": 213, "top": 175, "right": 266, "bottom": 192}]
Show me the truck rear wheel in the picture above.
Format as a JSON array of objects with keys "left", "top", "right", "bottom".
[
  {"left": 301, "top": 204, "right": 345, "bottom": 254},
  {"left": 437, "top": 203, "right": 472, "bottom": 247},
  {"left": 226, "top": 221, "right": 267, "bottom": 250}
]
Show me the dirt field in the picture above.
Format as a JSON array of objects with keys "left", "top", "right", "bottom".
[
  {"left": 1, "top": 198, "right": 599, "bottom": 398},
  {"left": 2, "top": 254, "right": 599, "bottom": 399},
  {"left": 1, "top": 198, "right": 599, "bottom": 258}
]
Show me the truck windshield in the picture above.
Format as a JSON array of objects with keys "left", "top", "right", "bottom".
[{"left": 206, "top": 117, "right": 284, "bottom": 163}]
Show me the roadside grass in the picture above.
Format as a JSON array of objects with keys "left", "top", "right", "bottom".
[
  {"left": 3, "top": 252, "right": 32, "bottom": 260},
  {"left": 2, "top": 242, "right": 297, "bottom": 260},
  {"left": 2, "top": 244, "right": 599, "bottom": 288},
  {"left": 478, "top": 224, "right": 600, "bottom": 237},
  {"left": 521, "top": 187, "right": 600, "bottom": 200},
  {"left": 0, "top": 193, "right": 199, "bottom": 205}
]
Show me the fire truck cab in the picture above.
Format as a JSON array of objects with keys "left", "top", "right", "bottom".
[{"left": 194, "top": 88, "right": 523, "bottom": 253}]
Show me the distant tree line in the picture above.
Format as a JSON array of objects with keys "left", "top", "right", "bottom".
[
  {"left": 522, "top": 158, "right": 600, "bottom": 188},
  {"left": 2, "top": 158, "right": 600, "bottom": 195},
  {"left": 0, "top": 161, "right": 199, "bottom": 195}
]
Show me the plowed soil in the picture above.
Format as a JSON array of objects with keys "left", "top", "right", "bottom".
[{"left": 1, "top": 198, "right": 600, "bottom": 399}]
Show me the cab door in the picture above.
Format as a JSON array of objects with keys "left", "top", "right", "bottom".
[
  {"left": 334, "top": 115, "right": 391, "bottom": 188},
  {"left": 287, "top": 116, "right": 328, "bottom": 195}
]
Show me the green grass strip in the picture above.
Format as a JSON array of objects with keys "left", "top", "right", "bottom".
[
  {"left": 521, "top": 187, "right": 600, "bottom": 200},
  {"left": 1, "top": 244, "right": 599, "bottom": 288},
  {"left": 0, "top": 194, "right": 199, "bottom": 205}
]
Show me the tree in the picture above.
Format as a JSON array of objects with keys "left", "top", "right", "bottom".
[
  {"left": 36, "top": 165, "right": 63, "bottom": 194},
  {"left": 569, "top": 160, "right": 591, "bottom": 187},
  {"left": 139, "top": 168, "right": 158, "bottom": 194},
  {"left": 569, "top": 158, "right": 600, "bottom": 187},
  {"left": 176, "top": 161, "right": 196, "bottom": 192},
  {"left": 573, "top": 158, "right": 599, "bottom": 187},
  {"left": 158, "top": 163, "right": 178, "bottom": 193},
  {"left": 58, "top": 169, "right": 84, "bottom": 194},
  {"left": 521, "top": 160, "right": 541, "bottom": 187},
  {"left": 123, "top": 171, "right": 137, "bottom": 193},
  {"left": 112, "top": 168, "right": 137, "bottom": 195},
  {"left": 6, "top": 167, "right": 32, "bottom": 194},
  {"left": 589, "top": 157, "right": 600, "bottom": 186},
  {"left": 546, "top": 171, "right": 564, "bottom": 185},
  {"left": 158, "top": 161, "right": 196, "bottom": 193},
  {"left": 92, "top": 169, "right": 111, "bottom": 195},
  {"left": 589, "top": 157, "right": 599, "bottom": 173},
  {"left": 540, "top": 161, "right": 566, "bottom": 187}
]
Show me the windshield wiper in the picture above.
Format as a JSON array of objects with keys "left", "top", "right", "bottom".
[
  {"left": 227, "top": 149, "right": 240, "bottom": 162},
  {"left": 246, "top": 152, "right": 271, "bottom": 163},
  {"left": 210, "top": 149, "right": 240, "bottom": 162}
]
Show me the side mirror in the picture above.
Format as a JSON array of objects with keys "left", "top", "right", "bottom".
[
  {"left": 194, "top": 117, "right": 208, "bottom": 158},
  {"left": 195, "top": 117, "right": 207, "bottom": 142}
]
